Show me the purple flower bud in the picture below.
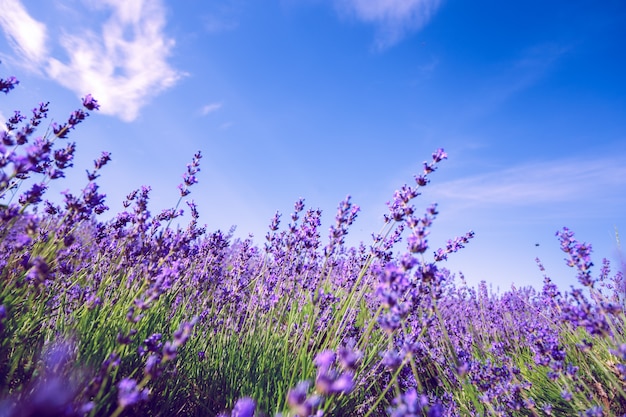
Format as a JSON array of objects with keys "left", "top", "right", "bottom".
[
  {"left": 432, "top": 148, "right": 447, "bottom": 162},
  {"left": 0, "top": 75, "right": 19, "bottom": 93},
  {"left": 82, "top": 94, "right": 100, "bottom": 111}
]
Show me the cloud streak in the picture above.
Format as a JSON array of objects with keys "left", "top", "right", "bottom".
[
  {"left": 0, "top": 0, "right": 183, "bottom": 122},
  {"left": 432, "top": 156, "right": 626, "bottom": 208},
  {"left": 334, "top": 0, "right": 442, "bottom": 49},
  {"left": 200, "top": 102, "right": 223, "bottom": 116}
]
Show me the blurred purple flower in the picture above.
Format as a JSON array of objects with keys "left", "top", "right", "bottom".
[
  {"left": 337, "top": 343, "right": 362, "bottom": 371},
  {"left": 387, "top": 388, "right": 430, "bottom": 417},
  {"left": 117, "top": 378, "right": 149, "bottom": 408},
  {"left": 314, "top": 350, "right": 335, "bottom": 371},
  {"left": 232, "top": 397, "right": 256, "bottom": 417},
  {"left": 144, "top": 353, "right": 162, "bottom": 378},
  {"left": 26, "top": 256, "right": 52, "bottom": 285},
  {"left": 287, "top": 381, "right": 322, "bottom": 417},
  {"left": 0, "top": 304, "right": 6, "bottom": 332}
]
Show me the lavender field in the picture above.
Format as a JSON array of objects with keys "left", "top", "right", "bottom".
[{"left": 1, "top": 71, "right": 625, "bottom": 417}]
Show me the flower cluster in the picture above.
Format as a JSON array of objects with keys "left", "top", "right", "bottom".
[{"left": 1, "top": 68, "right": 625, "bottom": 417}]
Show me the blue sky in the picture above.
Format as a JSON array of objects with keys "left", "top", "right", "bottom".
[{"left": 1, "top": 0, "right": 625, "bottom": 291}]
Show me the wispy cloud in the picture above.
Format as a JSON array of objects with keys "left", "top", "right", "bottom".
[
  {"left": 456, "top": 43, "right": 571, "bottom": 122},
  {"left": 334, "top": 0, "right": 442, "bottom": 49},
  {"left": 432, "top": 156, "right": 626, "bottom": 208},
  {"left": 200, "top": 102, "right": 223, "bottom": 116},
  {"left": 0, "top": 0, "right": 183, "bottom": 122},
  {"left": 0, "top": 0, "right": 47, "bottom": 69}
]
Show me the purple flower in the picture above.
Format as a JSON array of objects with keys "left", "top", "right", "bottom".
[
  {"left": 144, "top": 353, "right": 162, "bottom": 378},
  {"left": 178, "top": 151, "right": 202, "bottom": 196},
  {"left": 87, "top": 151, "right": 112, "bottom": 180},
  {"left": 388, "top": 388, "right": 430, "bottom": 417},
  {"left": 232, "top": 397, "right": 256, "bottom": 417},
  {"left": 325, "top": 195, "right": 359, "bottom": 256},
  {"left": 432, "top": 148, "right": 447, "bottom": 163},
  {"left": 610, "top": 344, "right": 626, "bottom": 361},
  {"left": 117, "top": 378, "right": 149, "bottom": 408},
  {"left": 18, "top": 182, "right": 47, "bottom": 205},
  {"left": 287, "top": 381, "right": 310, "bottom": 411},
  {"left": 0, "top": 75, "right": 19, "bottom": 93},
  {"left": 26, "top": 256, "right": 52, "bottom": 285},
  {"left": 584, "top": 405, "right": 604, "bottom": 417},
  {"left": 323, "top": 372, "right": 355, "bottom": 394},
  {"left": 163, "top": 341, "right": 178, "bottom": 361},
  {"left": 407, "top": 230, "right": 429, "bottom": 254},
  {"left": 140, "top": 333, "right": 163, "bottom": 355},
  {"left": 561, "top": 390, "right": 572, "bottom": 401},
  {"left": 313, "top": 350, "right": 353, "bottom": 394},
  {"left": 173, "top": 319, "right": 196, "bottom": 347},
  {"left": 556, "top": 227, "right": 595, "bottom": 287},
  {"left": 337, "top": 343, "right": 362, "bottom": 371},
  {"left": 314, "top": 350, "right": 335, "bottom": 370},
  {"left": 434, "top": 230, "right": 475, "bottom": 261},
  {"left": 82, "top": 94, "right": 100, "bottom": 111},
  {"left": 0, "top": 304, "right": 6, "bottom": 332},
  {"left": 7, "top": 110, "right": 26, "bottom": 130},
  {"left": 287, "top": 381, "right": 322, "bottom": 417},
  {"left": 380, "top": 349, "right": 403, "bottom": 369}
]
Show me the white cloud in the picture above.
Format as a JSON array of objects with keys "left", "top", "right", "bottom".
[
  {"left": 432, "top": 156, "right": 626, "bottom": 208},
  {"left": 335, "top": 0, "right": 442, "bottom": 49},
  {"left": 0, "top": 0, "right": 183, "bottom": 122},
  {"left": 200, "top": 102, "right": 223, "bottom": 115},
  {"left": 48, "top": 0, "right": 182, "bottom": 122},
  {"left": 0, "top": 0, "right": 47, "bottom": 68}
]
